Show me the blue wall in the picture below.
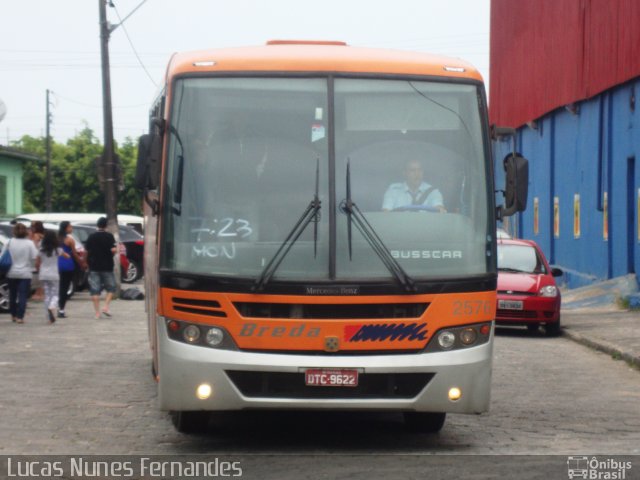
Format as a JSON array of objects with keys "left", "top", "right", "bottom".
[{"left": 494, "top": 78, "right": 640, "bottom": 288}]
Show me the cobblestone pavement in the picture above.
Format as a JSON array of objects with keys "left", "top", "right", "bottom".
[{"left": 0, "top": 290, "right": 639, "bottom": 458}]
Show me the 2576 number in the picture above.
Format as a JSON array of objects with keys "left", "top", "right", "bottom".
[{"left": 452, "top": 300, "right": 492, "bottom": 316}]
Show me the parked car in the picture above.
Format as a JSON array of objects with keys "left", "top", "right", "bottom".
[
  {"left": 0, "top": 221, "right": 15, "bottom": 238},
  {"left": 71, "top": 223, "right": 143, "bottom": 283},
  {"left": 13, "top": 213, "right": 144, "bottom": 234},
  {"left": 496, "top": 238, "right": 563, "bottom": 336}
]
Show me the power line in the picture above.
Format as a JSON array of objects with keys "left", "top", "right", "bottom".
[
  {"left": 112, "top": 2, "right": 158, "bottom": 87},
  {"left": 51, "top": 92, "right": 149, "bottom": 109}
]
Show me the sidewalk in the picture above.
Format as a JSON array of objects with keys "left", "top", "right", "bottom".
[{"left": 561, "top": 276, "right": 640, "bottom": 369}]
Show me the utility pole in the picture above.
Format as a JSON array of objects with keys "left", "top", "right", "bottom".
[
  {"left": 45, "top": 89, "right": 52, "bottom": 212},
  {"left": 98, "top": 0, "right": 121, "bottom": 289}
]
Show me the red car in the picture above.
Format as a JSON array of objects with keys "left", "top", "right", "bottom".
[{"left": 496, "top": 238, "right": 563, "bottom": 335}]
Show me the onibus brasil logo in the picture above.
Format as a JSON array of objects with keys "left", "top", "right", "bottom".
[{"left": 567, "top": 456, "right": 632, "bottom": 480}]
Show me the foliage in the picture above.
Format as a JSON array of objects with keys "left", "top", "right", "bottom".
[{"left": 11, "top": 128, "right": 141, "bottom": 215}]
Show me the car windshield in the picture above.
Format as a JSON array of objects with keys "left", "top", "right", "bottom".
[
  {"left": 161, "top": 76, "right": 491, "bottom": 283},
  {"left": 497, "top": 244, "right": 547, "bottom": 274}
]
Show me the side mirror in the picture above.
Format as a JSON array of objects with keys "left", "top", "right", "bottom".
[
  {"left": 501, "top": 152, "right": 528, "bottom": 217},
  {"left": 134, "top": 132, "right": 162, "bottom": 191},
  {"left": 134, "top": 134, "right": 152, "bottom": 190},
  {"left": 551, "top": 267, "right": 563, "bottom": 278}
]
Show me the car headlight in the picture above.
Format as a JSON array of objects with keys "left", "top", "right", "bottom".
[{"left": 539, "top": 285, "right": 558, "bottom": 297}]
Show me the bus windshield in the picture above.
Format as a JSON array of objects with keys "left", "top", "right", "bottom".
[{"left": 161, "top": 76, "right": 491, "bottom": 283}]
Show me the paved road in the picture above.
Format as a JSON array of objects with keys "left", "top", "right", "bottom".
[{"left": 0, "top": 291, "right": 639, "bottom": 477}]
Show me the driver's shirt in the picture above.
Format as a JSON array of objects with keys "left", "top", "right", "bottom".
[{"left": 382, "top": 181, "right": 443, "bottom": 211}]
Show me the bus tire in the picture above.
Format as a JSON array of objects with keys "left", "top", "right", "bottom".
[
  {"left": 170, "top": 411, "right": 210, "bottom": 433},
  {"left": 403, "top": 412, "right": 446, "bottom": 433}
]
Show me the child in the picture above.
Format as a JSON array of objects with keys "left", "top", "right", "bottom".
[{"left": 35, "top": 230, "right": 69, "bottom": 324}]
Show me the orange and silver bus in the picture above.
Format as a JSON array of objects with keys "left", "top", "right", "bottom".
[{"left": 135, "top": 40, "right": 527, "bottom": 433}]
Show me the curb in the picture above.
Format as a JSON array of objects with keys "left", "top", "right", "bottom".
[{"left": 562, "top": 328, "right": 640, "bottom": 370}]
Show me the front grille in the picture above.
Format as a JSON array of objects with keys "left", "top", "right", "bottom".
[
  {"left": 226, "top": 371, "right": 433, "bottom": 399},
  {"left": 496, "top": 309, "right": 537, "bottom": 319},
  {"left": 232, "top": 302, "right": 429, "bottom": 319},
  {"left": 172, "top": 297, "right": 227, "bottom": 318}
]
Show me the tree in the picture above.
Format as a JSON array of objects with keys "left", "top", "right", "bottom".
[{"left": 12, "top": 128, "right": 142, "bottom": 215}]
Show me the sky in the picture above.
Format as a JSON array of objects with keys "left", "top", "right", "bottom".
[{"left": 0, "top": 0, "right": 490, "bottom": 145}]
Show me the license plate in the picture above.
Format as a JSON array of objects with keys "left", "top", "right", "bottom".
[
  {"left": 304, "top": 369, "right": 358, "bottom": 387},
  {"left": 498, "top": 299, "right": 523, "bottom": 310}
]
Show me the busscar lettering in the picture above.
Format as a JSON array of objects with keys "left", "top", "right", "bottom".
[
  {"left": 239, "top": 323, "right": 320, "bottom": 338},
  {"left": 345, "top": 323, "right": 428, "bottom": 342},
  {"left": 390, "top": 250, "right": 462, "bottom": 259}
]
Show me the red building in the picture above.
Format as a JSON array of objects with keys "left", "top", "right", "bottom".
[{"left": 490, "top": 0, "right": 640, "bottom": 289}]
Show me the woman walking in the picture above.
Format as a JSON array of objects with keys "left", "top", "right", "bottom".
[
  {"left": 30, "top": 220, "right": 45, "bottom": 301},
  {"left": 35, "top": 229, "right": 69, "bottom": 323},
  {"left": 4, "top": 223, "right": 38, "bottom": 323},
  {"left": 57, "top": 221, "right": 83, "bottom": 318}
]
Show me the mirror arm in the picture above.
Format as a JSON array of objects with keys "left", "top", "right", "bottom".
[{"left": 143, "top": 189, "right": 159, "bottom": 216}]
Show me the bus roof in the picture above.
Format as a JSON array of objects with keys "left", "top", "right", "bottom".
[{"left": 166, "top": 41, "right": 483, "bottom": 82}]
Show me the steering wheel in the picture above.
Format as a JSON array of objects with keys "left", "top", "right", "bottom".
[{"left": 392, "top": 205, "right": 441, "bottom": 213}]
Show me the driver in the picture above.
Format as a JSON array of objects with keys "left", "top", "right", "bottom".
[{"left": 382, "top": 159, "right": 446, "bottom": 212}]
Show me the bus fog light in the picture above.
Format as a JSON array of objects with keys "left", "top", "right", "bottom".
[
  {"left": 183, "top": 325, "right": 201, "bottom": 343},
  {"left": 460, "top": 328, "right": 477, "bottom": 345},
  {"left": 196, "top": 383, "right": 212, "bottom": 400},
  {"left": 438, "top": 331, "right": 456, "bottom": 349},
  {"left": 206, "top": 328, "right": 224, "bottom": 347},
  {"left": 448, "top": 387, "right": 462, "bottom": 401}
]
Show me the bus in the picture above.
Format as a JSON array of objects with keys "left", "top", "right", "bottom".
[{"left": 135, "top": 40, "right": 528, "bottom": 433}]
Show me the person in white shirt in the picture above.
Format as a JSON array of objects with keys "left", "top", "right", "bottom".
[
  {"left": 35, "top": 229, "right": 70, "bottom": 324},
  {"left": 382, "top": 159, "right": 446, "bottom": 212},
  {"left": 4, "top": 223, "right": 38, "bottom": 323}
]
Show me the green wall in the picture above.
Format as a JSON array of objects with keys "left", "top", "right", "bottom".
[{"left": 0, "top": 153, "right": 24, "bottom": 217}]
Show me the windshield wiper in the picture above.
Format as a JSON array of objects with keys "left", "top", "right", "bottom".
[
  {"left": 339, "top": 159, "right": 416, "bottom": 292},
  {"left": 253, "top": 158, "right": 321, "bottom": 292},
  {"left": 498, "top": 267, "right": 528, "bottom": 273}
]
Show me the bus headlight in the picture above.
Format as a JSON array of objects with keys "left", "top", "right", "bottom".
[
  {"left": 206, "top": 328, "right": 224, "bottom": 347},
  {"left": 460, "top": 328, "right": 478, "bottom": 345},
  {"left": 424, "top": 322, "right": 492, "bottom": 352},
  {"left": 166, "top": 319, "right": 238, "bottom": 351},
  {"left": 437, "top": 331, "right": 456, "bottom": 349},
  {"left": 183, "top": 325, "right": 201, "bottom": 343}
]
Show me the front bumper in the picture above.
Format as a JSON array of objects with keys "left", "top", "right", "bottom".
[
  {"left": 495, "top": 295, "right": 560, "bottom": 324},
  {"left": 157, "top": 317, "right": 493, "bottom": 414}
]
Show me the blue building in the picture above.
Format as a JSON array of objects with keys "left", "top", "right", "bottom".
[{"left": 490, "top": 0, "right": 640, "bottom": 288}]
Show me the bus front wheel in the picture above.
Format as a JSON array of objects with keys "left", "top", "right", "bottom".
[
  {"left": 403, "top": 412, "right": 446, "bottom": 433},
  {"left": 170, "top": 411, "right": 210, "bottom": 434}
]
